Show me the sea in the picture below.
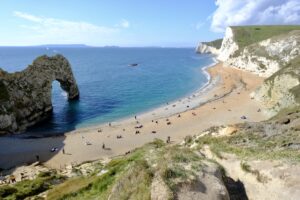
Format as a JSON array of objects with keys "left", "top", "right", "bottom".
[{"left": 0, "top": 47, "right": 214, "bottom": 136}]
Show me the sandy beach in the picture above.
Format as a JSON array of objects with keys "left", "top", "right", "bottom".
[{"left": 0, "top": 62, "right": 268, "bottom": 169}]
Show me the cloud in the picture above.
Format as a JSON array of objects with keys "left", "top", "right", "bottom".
[
  {"left": 14, "top": 11, "right": 42, "bottom": 22},
  {"left": 116, "top": 19, "right": 130, "bottom": 28},
  {"left": 211, "top": 0, "right": 300, "bottom": 32},
  {"left": 13, "top": 11, "right": 120, "bottom": 45}
]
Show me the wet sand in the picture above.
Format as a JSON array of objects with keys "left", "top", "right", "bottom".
[{"left": 0, "top": 62, "right": 268, "bottom": 169}]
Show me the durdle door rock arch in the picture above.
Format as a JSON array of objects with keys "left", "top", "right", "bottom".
[{"left": 0, "top": 55, "right": 79, "bottom": 134}]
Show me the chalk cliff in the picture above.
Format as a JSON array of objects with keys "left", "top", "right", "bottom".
[
  {"left": 0, "top": 55, "right": 79, "bottom": 134},
  {"left": 219, "top": 28, "right": 300, "bottom": 77},
  {"left": 196, "top": 39, "right": 222, "bottom": 55},
  {"left": 195, "top": 42, "right": 219, "bottom": 54}
]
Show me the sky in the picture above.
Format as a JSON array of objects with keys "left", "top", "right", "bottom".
[{"left": 0, "top": 0, "right": 299, "bottom": 47}]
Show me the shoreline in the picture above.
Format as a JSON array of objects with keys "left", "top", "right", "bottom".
[
  {"left": 74, "top": 57, "right": 220, "bottom": 134},
  {"left": 13, "top": 56, "right": 217, "bottom": 138},
  {"left": 0, "top": 62, "right": 268, "bottom": 170}
]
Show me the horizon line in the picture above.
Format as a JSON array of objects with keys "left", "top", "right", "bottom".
[{"left": 0, "top": 44, "right": 197, "bottom": 48}]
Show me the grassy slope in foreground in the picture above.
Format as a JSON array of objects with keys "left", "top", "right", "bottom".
[
  {"left": 0, "top": 140, "right": 228, "bottom": 200},
  {"left": 45, "top": 140, "right": 217, "bottom": 200},
  {"left": 231, "top": 25, "right": 300, "bottom": 50},
  {"left": 189, "top": 107, "right": 300, "bottom": 163}
]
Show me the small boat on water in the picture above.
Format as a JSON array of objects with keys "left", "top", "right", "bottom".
[{"left": 128, "top": 63, "right": 139, "bottom": 67}]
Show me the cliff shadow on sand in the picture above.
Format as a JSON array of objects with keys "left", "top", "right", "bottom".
[{"left": 0, "top": 134, "right": 66, "bottom": 170}]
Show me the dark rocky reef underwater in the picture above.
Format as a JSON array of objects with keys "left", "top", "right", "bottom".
[{"left": 0, "top": 55, "right": 79, "bottom": 135}]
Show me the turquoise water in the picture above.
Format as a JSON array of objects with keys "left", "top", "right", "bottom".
[{"left": 0, "top": 47, "right": 214, "bottom": 135}]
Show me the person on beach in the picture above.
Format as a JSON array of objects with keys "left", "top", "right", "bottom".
[
  {"left": 102, "top": 143, "right": 105, "bottom": 149},
  {"left": 9, "top": 175, "right": 16, "bottom": 183},
  {"left": 20, "top": 173, "right": 25, "bottom": 181},
  {"left": 135, "top": 115, "right": 137, "bottom": 120},
  {"left": 109, "top": 122, "right": 111, "bottom": 127},
  {"left": 166, "top": 136, "right": 171, "bottom": 143},
  {"left": 62, "top": 148, "right": 65, "bottom": 154},
  {"left": 36, "top": 155, "right": 40, "bottom": 162}
]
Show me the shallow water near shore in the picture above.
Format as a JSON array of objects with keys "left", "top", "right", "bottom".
[{"left": 0, "top": 47, "right": 214, "bottom": 136}]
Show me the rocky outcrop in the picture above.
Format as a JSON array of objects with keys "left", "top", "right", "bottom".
[
  {"left": 254, "top": 73, "right": 299, "bottom": 116},
  {"left": 0, "top": 55, "right": 79, "bottom": 134},
  {"left": 253, "top": 56, "right": 300, "bottom": 116}
]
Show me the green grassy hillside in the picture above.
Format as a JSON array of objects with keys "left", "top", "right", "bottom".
[
  {"left": 203, "top": 39, "right": 223, "bottom": 49},
  {"left": 231, "top": 25, "right": 300, "bottom": 50}
]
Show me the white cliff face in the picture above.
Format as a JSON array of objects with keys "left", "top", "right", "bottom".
[
  {"left": 220, "top": 30, "right": 300, "bottom": 77},
  {"left": 261, "top": 33, "right": 300, "bottom": 62},
  {"left": 217, "top": 27, "right": 239, "bottom": 62},
  {"left": 196, "top": 42, "right": 219, "bottom": 55},
  {"left": 223, "top": 51, "right": 280, "bottom": 77}
]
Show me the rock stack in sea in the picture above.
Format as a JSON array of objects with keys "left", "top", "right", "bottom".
[{"left": 0, "top": 55, "right": 79, "bottom": 134}]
